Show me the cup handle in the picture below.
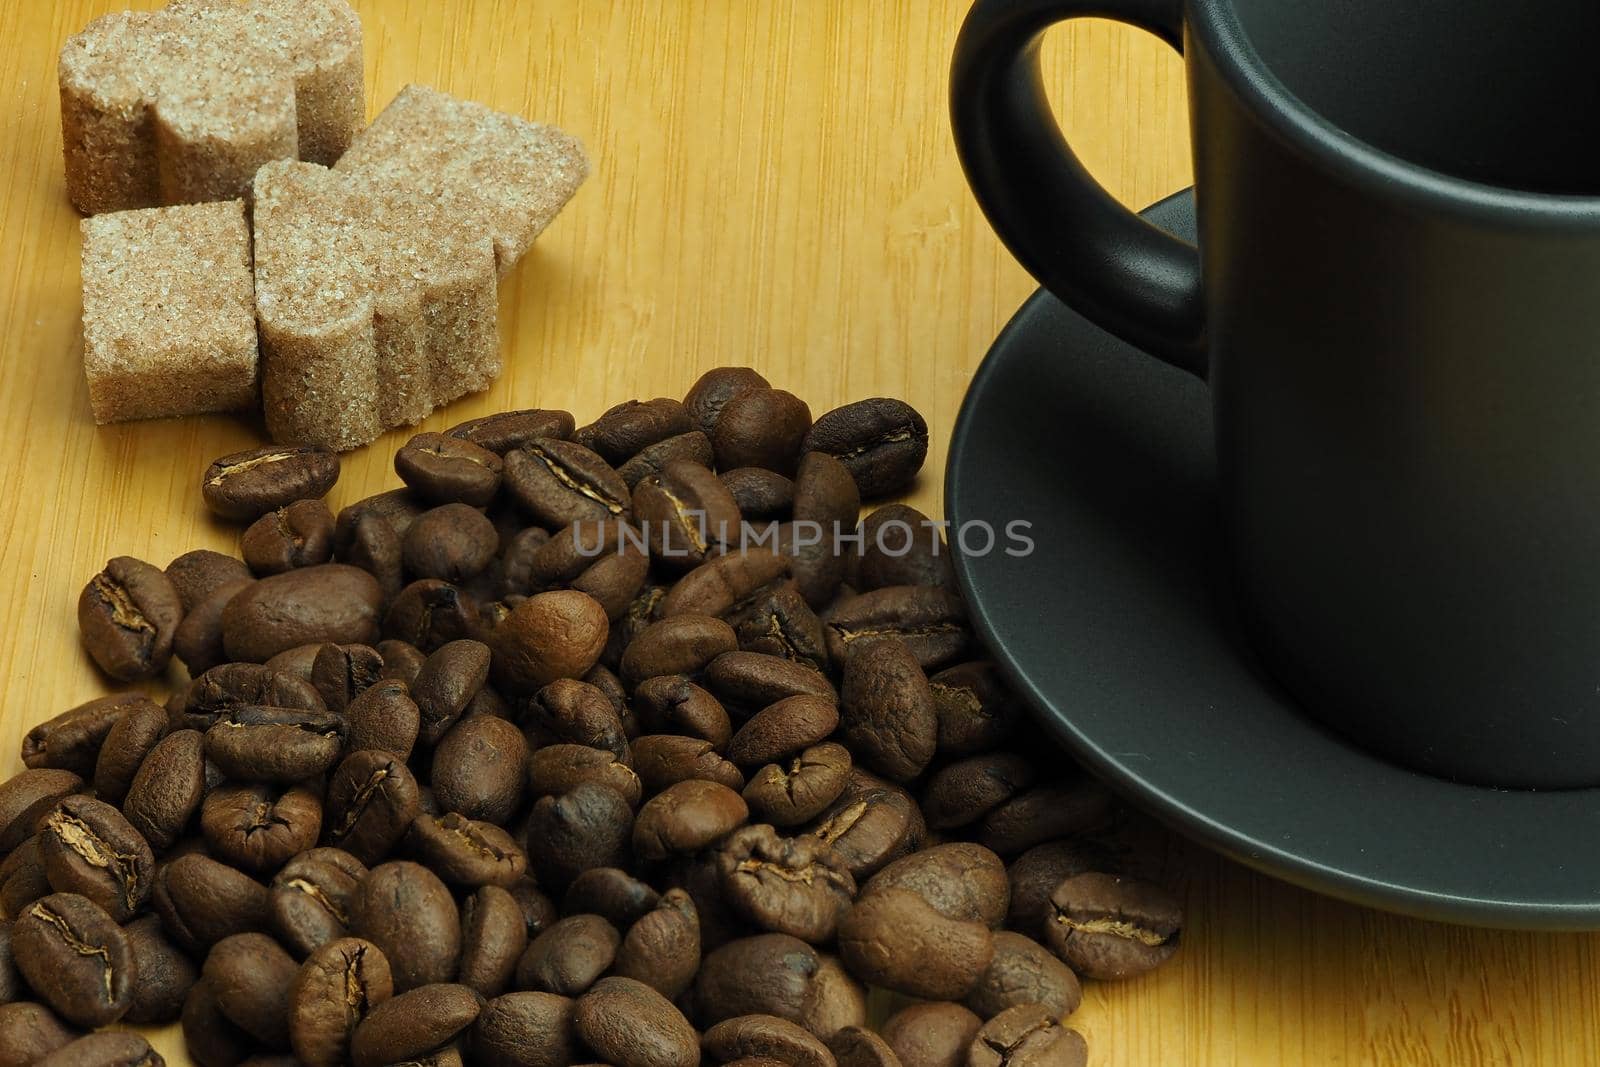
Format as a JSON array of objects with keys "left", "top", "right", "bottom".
[{"left": 951, "top": 0, "right": 1206, "bottom": 376}]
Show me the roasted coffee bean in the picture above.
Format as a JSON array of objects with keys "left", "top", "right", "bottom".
[
  {"left": 349, "top": 862, "right": 460, "bottom": 992},
  {"left": 91, "top": 698, "right": 169, "bottom": 805},
  {"left": 342, "top": 511, "right": 405, "bottom": 601},
  {"left": 23, "top": 695, "right": 141, "bottom": 778},
  {"left": 1044, "top": 873, "right": 1181, "bottom": 981},
  {"left": 396, "top": 433, "right": 504, "bottom": 507},
  {"left": 181, "top": 978, "right": 255, "bottom": 1067},
  {"left": 633, "top": 675, "right": 731, "bottom": 749},
  {"left": 154, "top": 854, "right": 270, "bottom": 953},
  {"left": 978, "top": 779, "right": 1114, "bottom": 858},
  {"left": 632, "top": 735, "right": 745, "bottom": 793},
  {"left": 491, "top": 590, "right": 609, "bottom": 695},
  {"left": 734, "top": 583, "right": 830, "bottom": 671},
  {"left": 838, "top": 887, "right": 993, "bottom": 1000},
  {"left": 840, "top": 637, "right": 936, "bottom": 782},
  {"left": 617, "top": 430, "right": 716, "bottom": 489},
  {"left": 633, "top": 459, "right": 742, "bottom": 570},
  {"left": 204, "top": 931, "right": 298, "bottom": 1048},
  {"left": 431, "top": 715, "right": 527, "bottom": 823},
  {"left": 204, "top": 446, "right": 340, "bottom": 522},
  {"left": 620, "top": 614, "right": 739, "bottom": 688},
  {"left": 929, "top": 662, "right": 1015, "bottom": 757},
  {"left": 634, "top": 779, "right": 749, "bottom": 863},
  {"left": 563, "top": 868, "right": 660, "bottom": 929},
  {"left": 693, "top": 934, "right": 866, "bottom": 1038},
  {"left": 471, "top": 990, "right": 577, "bottom": 1067},
  {"left": 204, "top": 707, "right": 345, "bottom": 784},
  {"left": 377, "top": 640, "right": 428, "bottom": 685},
  {"left": 504, "top": 438, "right": 631, "bottom": 529},
  {"left": 712, "top": 388, "right": 812, "bottom": 476},
  {"left": 881, "top": 1001, "right": 981, "bottom": 1067},
  {"left": 344, "top": 680, "right": 420, "bottom": 760},
  {"left": 704, "top": 650, "right": 836, "bottom": 712},
  {"left": 829, "top": 1026, "right": 902, "bottom": 1067},
  {"left": 576, "top": 398, "right": 694, "bottom": 465},
  {"left": 411, "top": 639, "right": 492, "bottom": 745},
  {"left": 657, "top": 549, "right": 789, "bottom": 621},
  {"left": 403, "top": 504, "right": 500, "bottom": 583},
  {"left": 0, "top": 839, "right": 51, "bottom": 921},
  {"left": 33, "top": 1031, "right": 162, "bottom": 1067},
  {"left": 612, "top": 887, "right": 700, "bottom": 1000},
  {"left": 683, "top": 367, "right": 770, "bottom": 436},
  {"left": 605, "top": 583, "right": 667, "bottom": 665},
  {"left": 498, "top": 526, "right": 556, "bottom": 598},
  {"left": 447, "top": 409, "right": 576, "bottom": 454},
  {"left": 527, "top": 678, "right": 630, "bottom": 761},
  {"left": 704, "top": 1014, "right": 835, "bottom": 1067},
  {"left": 37, "top": 796, "right": 154, "bottom": 921},
  {"left": 310, "top": 643, "right": 385, "bottom": 713},
  {"left": 967, "top": 1004, "right": 1087, "bottom": 1067},
  {"left": 12, "top": 893, "right": 135, "bottom": 1027},
  {"left": 824, "top": 586, "right": 969, "bottom": 671},
  {"left": 743, "top": 742, "right": 852, "bottom": 827},
  {"left": 270, "top": 848, "right": 368, "bottom": 958},
  {"left": 77, "top": 556, "right": 182, "bottom": 681},
  {"left": 242, "top": 500, "right": 336, "bottom": 576},
  {"left": 922, "top": 754, "right": 1036, "bottom": 834},
  {"left": 802, "top": 399, "right": 928, "bottom": 499},
  {"left": 457, "top": 886, "right": 527, "bottom": 998},
  {"left": 506, "top": 877, "right": 558, "bottom": 936},
  {"left": 519, "top": 520, "right": 649, "bottom": 619},
  {"left": 717, "top": 825, "right": 854, "bottom": 943},
  {"left": 865, "top": 843, "right": 1009, "bottom": 929},
  {"left": 288, "top": 937, "right": 393, "bottom": 1067},
  {"left": 525, "top": 783, "right": 634, "bottom": 891},
  {"left": 123, "top": 729, "right": 205, "bottom": 851},
  {"left": 1005, "top": 840, "right": 1118, "bottom": 937},
  {"left": 173, "top": 577, "right": 255, "bottom": 676},
  {"left": 720, "top": 467, "right": 793, "bottom": 521},
  {"left": 574, "top": 976, "right": 699, "bottom": 1067},
  {"left": 166, "top": 549, "right": 254, "bottom": 613},
  {"left": 349, "top": 983, "right": 483, "bottom": 1067},
  {"left": 200, "top": 784, "right": 322, "bottom": 875},
  {"left": 809, "top": 774, "right": 926, "bottom": 879},
  {"left": 515, "top": 914, "right": 619, "bottom": 996},
  {"left": 527, "top": 745, "right": 643, "bottom": 808},
  {"left": 407, "top": 813, "right": 527, "bottom": 888},
  {"left": 0, "top": 1001, "right": 78, "bottom": 1067},
  {"left": 965, "top": 932, "right": 1082, "bottom": 1021},
  {"left": 384, "top": 579, "right": 481, "bottom": 652},
  {"left": 178, "top": 662, "right": 327, "bottom": 731},
  {"left": 223, "top": 564, "right": 384, "bottom": 662},
  {"left": 855, "top": 504, "right": 955, "bottom": 591},
  {"left": 123, "top": 913, "right": 197, "bottom": 1024},
  {"left": 787, "top": 451, "right": 860, "bottom": 605},
  {"left": 727, "top": 695, "right": 839, "bottom": 769},
  {"left": 337, "top": 490, "right": 426, "bottom": 550},
  {"left": 325, "top": 751, "right": 421, "bottom": 865}
]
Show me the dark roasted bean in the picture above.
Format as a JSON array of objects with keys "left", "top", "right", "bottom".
[
  {"left": 77, "top": 557, "right": 182, "bottom": 681},
  {"left": 802, "top": 398, "right": 929, "bottom": 499},
  {"left": 12, "top": 893, "right": 135, "bottom": 1027},
  {"left": 203, "top": 446, "right": 339, "bottom": 522}
]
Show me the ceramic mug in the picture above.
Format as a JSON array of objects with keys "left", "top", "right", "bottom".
[{"left": 950, "top": 0, "right": 1600, "bottom": 788}]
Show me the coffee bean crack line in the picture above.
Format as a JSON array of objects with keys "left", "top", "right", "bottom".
[
  {"left": 46, "top": 810, "right": 145, "bottom": 910},
  {"left": 1053, "top": 909, "right": 1173, "bottom": 947},
  {"left": 90, "top": 574, "right": 155, "bottom": 635},
  {"left": 283, "top": 877, "right": 349, "bottom": 925},
  {"left": 206, "top": 450, "right": 306, "bottom": 485},
  {"left": 526, "top": 444, "right": 626, "bottom": 514}
]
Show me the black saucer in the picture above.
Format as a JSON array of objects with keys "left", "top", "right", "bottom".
[{"left": 947, "top": 189, "right": 1600, "bottom": 930}]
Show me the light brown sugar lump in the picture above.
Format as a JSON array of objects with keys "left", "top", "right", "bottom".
[
  {"left": 59, "top": 0, "right": 363, "bottom": 215},
  {"left": 81, "top": 199, "right": 258, "bottom": 425}
]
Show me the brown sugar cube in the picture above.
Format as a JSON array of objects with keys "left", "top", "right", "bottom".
[
  {"left": 253, "top": 86, "right": 588, "bottom": 451},
  {"left": 59, "top": 0, "right": 363, "bottom": 215},
  {"left": 81, "top": 200, "right": 259, "bottom": 425}
]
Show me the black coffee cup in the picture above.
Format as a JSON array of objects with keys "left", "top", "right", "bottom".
[{"left": 951, "top": 0, "right": 1600, "bottom": 788}]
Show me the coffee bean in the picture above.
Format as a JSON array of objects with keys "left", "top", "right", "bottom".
[
  {"left": 349, "top": 862, "right": 460, "bottom": 992},
  {"left": 430, "top": 715, "right": 526, "bottom": 824},
  {"left": 683, "top": 367, "right": 770, "bottom": 436},
  {"left": 978, "top": 779, "right": 1113, "bottom": 858},
  {"left": 340, "top": 511, "right": 405, "bottom": 601},
  {"left": 181, "top": 978, "right": 255, "bottom": 1067},
  {"left": 632, "top": 735, "right": 745, "bottom": 794},
  {"left": 123, "top": 729, "right": 205, "bottom": 851},
  {"left": 802, "top": 398, "right": 928, "bottom": 499},
  {"left": 704, "top": 1014, "right": 835, "bottom": 1067},
  {"left": 406, "top": 813, "right": 527, "bottom": 888},
  {"left": 704, "top": 651, "right": 836, "bottom": 712},
  {"left": 0, "top": 1002, "right": 79, "bottom": 1067},
  {"left": 967, "top": 1004, "right": 1087, "bottom": 1067},
  {"left": 518, "top": 520, "right": 650, "bottom": 618},
  {"left": 727, "top": 695, "right": 839, "bottom": 770},
  {"left": 965, "top": 931, "right": 1082, "bottom": 1021},
  {"left": 12, "top": 893, "right": 135, "bottom": 1027},
  {"left": 617, "top": 431, "right": 716, "bottom": 489},
  {"left": 734, "top": 582, "right": 831, "bottom": 671},
  {"left": 77, "top": 557, "right": 182, "bottom": 681},
  {"left": 1005, "top": 841, "right": 1118, "bottom": 938},
  {"left": 527, "top": 678, "right": 630, "bottom": 760},
  {"left": 883, "top": 1001, "right": 982, "bottom": 1067},
  {"left": 395, "top": 433, "right": 504, "bottom": 507},
  {"left": 37, "top": 796, "right": 154, "bottom": 921},
  {"left": 864, "top": 843, "right": 1009, "bottom": 929},
  {"left": 0, "top": 838, "right": 51, "bottom": 919},
  {"left": 787, "top": 451, "right": 859, "bottom": 603},
  {"left": 23, "top": 695, "right": 141, "bottom": 778},
  {"left": 270, "top": 848, "right": 368, "bottom": 958},
  {"left": 349, "top": 983, "right": 483, "bottom": 1067},
  {"left": 717, "top": 825, "right": 854, "bottom": 943},
  {"left": 223, "top": 564, "right": 384, "bottom": 663},
  {"left": 203, "top": 931, "right": 298, "bottom": 1048},
  {"left": 204, "top": 707, "right": 345, "bottom": 784},
  {"left": 515, "top": 914, "right": 619, "bottom": 996},
  {"left": 657, "top": 549, "right": 789, "bottom": 620},
  {"left": 200, "top": 783, "right": 322, "bottom": 875},
  {"left": 576, "top": 398, "right": 694, "bottom": 466},
  {"left": 633, "top": 676, "right": 731, "bottom": 750},
  {"left": 805, "top": 771, "right": 924, "bottom": 880},
  {"left": 824, "top": 586, "right": 969, "bottom": 671},
  {"left": 855, "top": 504, "right": 955, "bottom": 591},
  {"left": 693, "top": 934, "right": 866, "bottom": 1038},
  {"left": 574, "top": 975, "right": 699, "bottom": 1067},
  {"left": 384, "top": 579, "right": 481, "bottom": 652},
  {"left": 743, "top": 742, "right": 852, "bottom": 827},
  {"left": 828, "top": 1026, "right": 901, "bottom": 1067},
  {"left": 605, "top": 886, "right": 700, "bottom": 1001},
  {"left": 165, "top": 549, "right": 254, "bottom": 614},
  {"left": 309, "top": 642, "right": 385, "bottom": 712},
  {"left": 526, "top": 744, "right": 642, "bottom": 808},
  {"left": 287, "top": 937, "right": 393, "bottom": 1067},
  {"left": 91, "top": 698, "right": 169, "bottom": 806},
  {"left": 1044, "top": 873, "right": 1182, "bottom": 981},
  {"left": 504, "top": 438, "right": 630, "bottom": 529},
  {"left": 928, "top": 662, "right": 1015, "bottom": 758},
  {"left": 409, "top": 638, "right": 492, "bottom": 745},
  {"left": 403, "top": 504, "right": 499, "bottom": 583},
  {"left": 923, "top": 752, "right": 1036, "bottom": 832},
  {"left": 491, "top": 590, "right": 609, "bottom": 695},
  {"left": 720, "top": 467, "right": 793, "bottom": 521},
  {"left": 376, "top": 640, "right": 427, "bottom": 685},
  {"left": 471, "top": 990, "right": 576, "bottom": 1067},
  {"left": 33, "top": 1031, "right": 162, "bottom": 1067},
  {"left": 344, "top": 680, "right": 420, "bottom": 761},
  {"left": 325, "top": 751, "right": 421, "bottom": 865},
  {"left": 503, "top": 877, "right": 558, "bottom": 936},
  {"left": 633, "top": 459, "right": 743, "bottom": 571},
  {"left": 840, "top": 637, "right": 936, "bottom": 782},
  {"left": 153, "top": 854, "right": 270, "bottom": 953},
  {"left": 204, "top": 446, "right": 340, "bottom": 522},
  {"left": 562, "top": 868, "right": 659, "bottom": 930},
  {"left": 178, "top": 662, "right": 327, "bottom": 732},
  {"left": 122, "top": 913, "right": 196, "bottom": 1024},
  {"left": 634, "top": 779, "right": 749, "bottom": 863},
  {"left": 525, "top": 783, "right": 634, "bottom": 891},
  {"left": 242, "top": 500, "right": 336, "bottom": 577},
  {"left": 838, "top": 887, "right": 993, "bottom": 1000},
  {"left": 446, "top": 409, "right": 576, "bottom": 454},
  {"left": 457, "top": 886, "right": 527, "bottom": 998},
  {"left": 620, "top": 614, "right": 739, "bottom": 688},
  {"left": 173, "top": 577, "right": 255, "bottom": 677},
  {"left": 712, "top": 388, "right": 812, "bottom": 476}
]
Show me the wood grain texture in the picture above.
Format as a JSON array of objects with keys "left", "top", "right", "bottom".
[{"left": 0, "top": 2, "right": 1594, "bottom": 1064}]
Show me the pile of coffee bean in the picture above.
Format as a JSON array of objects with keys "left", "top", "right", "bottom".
[{"left": 0, "top": 368, "right": 1183, "bottom": 1067}]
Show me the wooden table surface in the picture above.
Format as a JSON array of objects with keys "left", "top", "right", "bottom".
[{"left": 2, "top": 2, "right": 1597, "bottom": 1064}]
